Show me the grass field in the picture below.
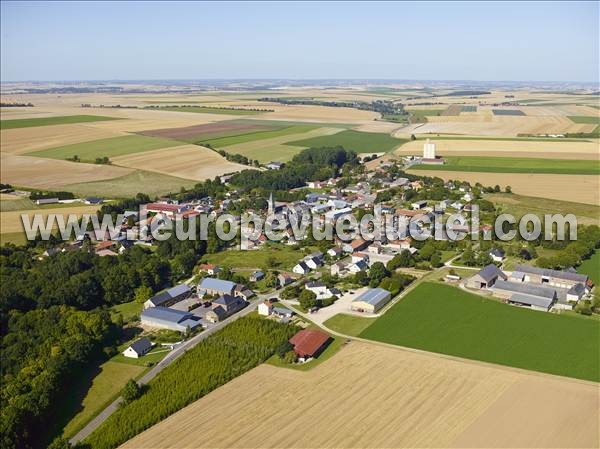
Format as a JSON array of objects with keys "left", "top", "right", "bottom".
[
  {"left": 201, "top": 244, "right": 309, "bottom": 270},
  {"left": 123, "top": 341, "right": 600, "bottom": 449},
  {"left": 567, "top": 115, "right": 600, "bottom": 124},
  {"left": 360, "top": 282, "right": 600, "bottom": 381},
  {"left": 148, "top": 106, "right": 265, "bottom": 115},
  {"left": 0, "top": 115, "right": 120, "bottom": 129},
  {"left": 578, "top": 251, "right": 600, "bottom": 284},
  {"left": 322, "top": 313, "right": 374, "bottom": 336},
  {"left": 199, "top": 124, "right": 320, "bottom": 147},
  {"left": 411, "top": 155, "right": 600, "bottom": 175},
  {"left": 485, "top": 192, "right": 600, "bottom": 225},
  {"left": 285, "top": 129, "right": 408, "bottom": 153},
  {"left": 110, "top": 301, "right": 143, "bottom": 324},
  {"left": 27, "top": 135, "right": 181, "bottom": 162},
  {"left": 61, "top": 361, "right": 145, "bottom": 439},
  {"left": 63, "top": 170, "right": 197, "bottom": 198}
]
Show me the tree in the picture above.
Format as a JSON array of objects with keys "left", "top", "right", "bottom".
[
  {"left": 133, "top": 285, "right": 153, "bottom": 304},
  {"left": 410, "top": 134, "right": 416, "bottom": 141},
  {"left": 368, "top": 262, "right": 389, "bottom": 286},
  {"left": 298, "top": 289, "right": 317, "bottom": 310},
  {"left": 284, "top": 350, "right": 298, "bottom": 364},
  {"left": 430, "top": 251, "right": 442, "bottom": 268},
  {"left": 505, "top": 185, "right": 512, "bottom": 193},
  {"left": 122, "top": 379, "right": 142, "bottom": 404},
  {"left": 387, "top": 249, "right": 413, "bottom": 270}
]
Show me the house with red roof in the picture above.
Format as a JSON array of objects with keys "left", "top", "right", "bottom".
[{"left": 289, "top": 329, "right": 331, "bottom": 361}]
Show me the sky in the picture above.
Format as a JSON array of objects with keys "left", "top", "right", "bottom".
[{"left": 1, "top": 1, "right": 598, "bottom": 82}]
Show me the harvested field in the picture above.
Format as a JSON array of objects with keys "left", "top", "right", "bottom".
[
  {"left": 63, "top": 170, "right": 197, "bottom": 198},
  {"left": 1, "top": 204, "right": 100, "bottom": 235},
  {"left": 221, "top": 126, "right": 343, "bottom": 162},
  {"left": 27, "top": 135, "right": 182, "bottom": 162},
  {"left": 395, "top": 138, "right": 599, "bottom": 160},
  {"left": 111, "top": 144, "right": 247, "bottom": 181},
  {"left": 122, "top": 342, "right": 599, "bottom": 449},
  {"left": 261, "top": 104, "right": 379, "bottom": 123},
  {"left": 441, "top": 104, "right": 463, "bottom": 116},
  {"left": 137, "top": 121, "right": 277, "bottom": 141},
  {"left": 146, "top": 106, "right": 266, "bottom": 115},
  {"left": 0, "top": 124, "right": 123, "bottom": 154},
  {"left": 0, "top": 153, "right": 132, "bottom": 189},
  {"left": 407, "top": 169, "right": 599, "bottom": 205}
]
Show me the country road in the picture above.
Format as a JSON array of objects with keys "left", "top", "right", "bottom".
[{"left": 69, "top": 288, "right": 279, "bottom": 445}]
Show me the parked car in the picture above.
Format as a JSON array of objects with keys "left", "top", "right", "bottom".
[{"left": 203, "top": 301, "right": 212, "bottom": 307}]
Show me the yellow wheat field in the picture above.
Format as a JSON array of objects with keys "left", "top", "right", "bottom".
[
  {"left": 122, "top": 342, "right": 599, "bottom": 449},
  {"left": 396, "top": 138, "right": 600, "bottom": 160},
  {"left": 0, "top": 153, "right": 132, "bottom": 189},
  {"left": 1, "top": 204, "right": 101, "bottom": 235},
  {"left": 111, "top": 144, "right": 247, "bottom": 181},
  {"left": 407, "top": 169, "right": 600, "bottom": 205}
]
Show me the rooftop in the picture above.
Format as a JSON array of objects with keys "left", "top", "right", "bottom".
[{"left": 353, "top": 288, "right": 391, "bottom": 307}]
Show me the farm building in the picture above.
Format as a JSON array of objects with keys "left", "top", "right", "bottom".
[
  {"left": 144, "top": 284, "right": 192, "bottom": 309},
  {"left": 289, "top": 329, "right": 331, "bottom": 360},
  {"left": 198, "top": 278, "right": 236, "bottom": 297},
  {"left": 205, "top": 294, "right": 247, "bottom": 323},
  {"left": 466, "top": 264, "right": 507, "bottom": 289},
  {"left": 510, "top": 264, "right": 590, "bottom": 290},
  {"left": 351, "top": 288, "right": 392, "bottom": 313},
  {"left": 143, "top": 202, "right": 189, "bottom": 217},
  {"left": 507, "top": 293, "right": 555, "bottom": 312},
  {"left": 140, "top": 307, "right": 202, "bottom": 332},
  {"left": 122, "top": 337, "right": 152, "bottom": 358},
  {"left": 491, "top": 280, "right": 558, "bottom": 309}
]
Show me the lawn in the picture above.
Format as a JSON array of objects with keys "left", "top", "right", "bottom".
[
  {"left": 285, "top": 129, "right": 408, "bottom": 153},
  {"left": 199, "top": 124, "right": 320, "bottom": 147},
  {"left": 201, "top": 244, "right": 308, "bottom": 270},
  {"left": 110, "top": 301, "right": 143, "bottom": 324},
  {"left": 61, "top": 361, "right": 145, "bottom": 438},
  {"left": 265, "top": 334, "right": 347, "bottom": 371},
  {"left": 0, "top": 115, "right": 120, "bottom": 129},
  {"left": 578, "top": 251, "right": 600, "bottom": 284},
  {"left": 27, "top": 135, "right": 181, "bottom": 162},
  {"left": 149, "top": 106, "right": 266, "bottom": 115},
  {"left": 323, "top": 313, "right": 374, "bottom": 337},
  {"left": 64, "top": 170, "right": 197, "bottom": 198},
  {"left": 411, "top": 155, "right": 600, "bottom": 175},
  {"left": 360, "top": 282, "right": 600, "bottom": 382}
]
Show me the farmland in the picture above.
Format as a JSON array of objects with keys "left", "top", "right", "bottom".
[
  {"left": 27, "top": 135, "right": 181, "bottom": 162},
  {"left": 147, "top": 106, "right": 267, "bottom": 115},
  {"left": 360, "top": 282, "right": 600, "bottom": 382},
  {"left": 0, "top": 114, "right": 120, "bottom": 129},
  {"left": 407, "top": 169, "right": 600, "bottom": 205},
  {"left": 122, "top": 341, "right": 600, "bottom": 449},
  {"left": 285, "top": 129, "right": 408, "bottom": 153},
  {"left": 138, "top": 120, "right": 280, "bottom": 142},
  {"left": 201, "top": 124, "right": 321, "bottom": 147},
  {"left": 578, "top": 251, "right": 600, "bottom": 284},
  {"left": 110, "top": 144, "right": 247, "bottom": 181},
  {"left": 411, "top": 155, "right": 600, "bottom": 175}
]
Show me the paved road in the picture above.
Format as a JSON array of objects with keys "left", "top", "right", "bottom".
[{"left": 69, "top": 289, "right": 279, "bottom": 445}]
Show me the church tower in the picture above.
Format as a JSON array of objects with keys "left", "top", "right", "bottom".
[{"left": 267, "top": 193, "right": 275, "bottom": 215}]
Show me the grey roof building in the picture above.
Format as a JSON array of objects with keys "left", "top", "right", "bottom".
[
  {"left": 514, "top": 264, "right": 588, "bottom": 285},
  {"left": 492, "top": 280, "right": 558, "bottom": 300},
  {"left": 140, "top": 307, "right": 201, "bottom": 332},
  {"left": 351, "top": 288, "right": 392, "bottom": 313},
  {"left": 466, "top": 264, "right": 507, "bottom": 289},
  {"left": 508, "top": 293, "right": 555, "bottom": 311},
  {"left": 144, "top": 284, "right": 192, "bottom": 308},
  {"left": 198, "top": 278, "right": 236, "bottom": 296},
  {"left": 123, "top": 337, "right": 153, "bottom": 358}
]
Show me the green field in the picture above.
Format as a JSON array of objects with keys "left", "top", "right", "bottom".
[
  {"left": 0, "top": 115, "right": 120, "bottom": 129},
  {"left": 360, "top": 283, "right": 600, "bottom": 381},
  {"left": 64, "top": 170, "right": 197, "bottom": 198},
  {"left": 407, "top": 108, "right": 445, "bottom": 121},
  {"left": 285, "top": 129, "right": 408, "bottom": 153},
  {"left": 28, "top": 135, "right": 181, "bottom": 162},
  {"left": 149, "top": 106, "right": 266, "bottom": 115},
  {"left": 411, "top": 155, "right": 600, "bottom": 175},
  {"left": 201, "top": 243, "right": 311, "bottom": 270},
  {"left": 109, "top": 301, "right": 143, "bottom": 324},
  {"left": 578, "top": 251, "right": 600, "bottom": 284},
  {"left": 61, "top": 361, "right": 145, "bottom": 439},
  {"left": 199, "top": 124, "right": 320, "bottom": 147},
  {"left": 323, "top": 313, "right": 374, "bottom": 337},
  {"left": 567, "top": 115, "right": 600, "bottom": 124}
]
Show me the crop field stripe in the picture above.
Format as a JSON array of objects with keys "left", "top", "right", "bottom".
[
  {"left": 360, "top": 282, "right": 600, "bottom": 382},
  {"left": 26, "top": 135, "right": 182, "bottom": 162},
  {"left": 411, "top": 156, "right": 600, "bottom": 175},
  {"left": 566, "top": 116, "right": 600, "bottom": 124},
  {"left": 201, "top": 124, "right": 321, "bottom": 147},
  {"left": 147, "top": 106, "right": 265, "bottom": 115},
  {"left": 416, "top": 136, "right": 591, "bottom": 143},
  {"left": 0, "top": 115, "right": 120, "bottom": 129},
  {"left": 284, "top": 129, "right": 408, "bottom": 153}
]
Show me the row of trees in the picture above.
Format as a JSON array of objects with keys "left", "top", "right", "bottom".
[{"left": 83, "top": 316, "right": 297, "bottom": 449}]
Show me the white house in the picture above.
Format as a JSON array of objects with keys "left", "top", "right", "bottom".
[
  {"left": 411, "top": 200, "right": 427, "bottom": 210},
  {"left": 123, "top": 337, "right": 153, "bottom": 358},
  {"left": 305, "top": 281, "right": 334, "bottom": 299},
  {"left": 489, "top": 248, "right": 506, "bottom": 263},
  {"left": 351, "top": 252, "right": 369, "bottom": 264},
  {"left": 293, "top": 261, "right": 310, "bottom": 275},
  {"left": 258, "top": 300, "right": 274, "bottom": 316}
]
